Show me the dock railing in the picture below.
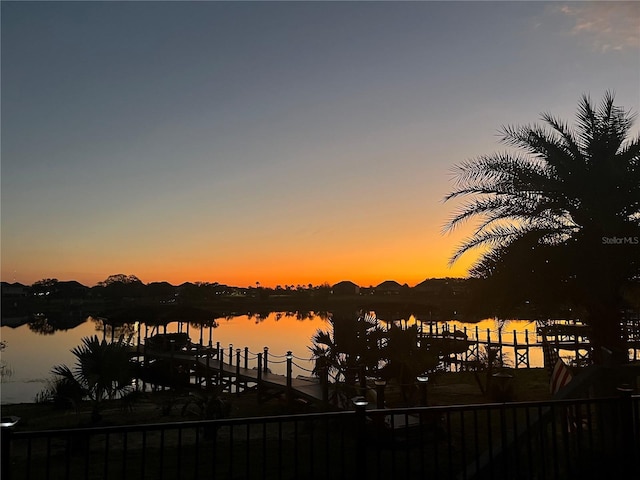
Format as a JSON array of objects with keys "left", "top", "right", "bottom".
[{"left": 3, "top": 393, "right": 638, "bottom": 480}]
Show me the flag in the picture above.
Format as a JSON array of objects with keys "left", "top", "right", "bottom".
[{"left": 550, "top": 357, "right": 573, "bottom": 395}]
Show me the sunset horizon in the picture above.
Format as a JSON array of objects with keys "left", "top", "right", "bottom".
[{"left": 2, "top": 2, "right": 638, "bottom": 293}]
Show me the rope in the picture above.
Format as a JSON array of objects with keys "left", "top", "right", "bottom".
[
  {"left": 291, "top": 361, "right": 315, "bottom": 373},
  {"left": 292, "top": 354, "right": 312, "bottom": 361},
  {"left": 268, "top": 358, "right": 288, "bottom": 364},
  {"left": 268, "top": 353, "right": 289, "bottom": 359}
]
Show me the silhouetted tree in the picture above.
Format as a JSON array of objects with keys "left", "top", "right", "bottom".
[
  {"left": 445, "top": 92, "right": 640, "bottom": 362},
  {"left": 310, "top": 312, "right": 383, "bottom": 386},
  {"left": 378, "top": 323, "right": 439, "bottom": 403},
  {"left": 48, "top": 336, "right": 134, "bottom": 422}
]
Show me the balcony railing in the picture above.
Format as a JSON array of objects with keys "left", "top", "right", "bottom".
[{"left": 2, "top": 394, "right": 638, "bottom": 479}]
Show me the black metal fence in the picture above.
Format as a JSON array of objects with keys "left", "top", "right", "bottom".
[{"left": 3, "top": 394, "right": 638, "bottom": 480}]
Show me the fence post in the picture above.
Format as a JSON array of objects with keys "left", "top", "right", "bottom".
[
  {"left": 617, "top": 385, "right": 636, "bottom": 473},
  {"left": 286, "top": 351, "right": 293, "bottom": 403},
  {"left": 1, "top": 416, "right": 20, "bottom": 480}
]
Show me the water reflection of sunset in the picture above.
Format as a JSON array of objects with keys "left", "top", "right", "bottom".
[{"left": 2, "top": 312, "right": 553, "bottom": 405}]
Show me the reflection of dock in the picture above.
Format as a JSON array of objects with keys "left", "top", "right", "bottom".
[{"left": 128, "top": 343, "right": 329, "bottom": 405}]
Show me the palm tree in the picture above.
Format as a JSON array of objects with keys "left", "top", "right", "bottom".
[
  {"left": 51, "top": 335, "right": 135, "bottom": 421},
  {"left": 310, "top": 312, "right": 383, "bottom": 385},
  {"left": 444, "top": 92, "right": 640, "bottom": 362},
  {"left": 378, "top": 323, "right": 440, "bottom": 403}
]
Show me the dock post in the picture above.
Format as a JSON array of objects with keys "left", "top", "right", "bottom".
[
  {"left": 286, "top": 351, "right": 293, "bottom": 403},
  {"left": 320, "top": 355, "right": 329, "bottom": 406},
  {"left": 463, "top": 327, "right": 469, "bottom": 371},
  {"left": 219, "top": 348, "right": 225, "bottom": 391},
  {"left": 513, "top": 330, "right": 519, "bottom": 369},
  {"left": 525, "top": 329, "right": 530, "bottom": 367},
  {"left": 196, "top": 343, "right": 201, "bottom": 386},
  {"left": 235, "top": 349, "right": 241, "bottom": 394},
  {"left": 244, "top": 347, "right": 249, "bottom": 391},
  {"left": 257, "top": 353, "right": 263, "bottom": 402},
  {"left": 136, "top": 324, "right": 141, "bottom": 356},
  {"left": 263, "top": 347, "right": 269, "bottom": 374},
  {"left": 206, "top": 348, "right": 211, "bottom": 388}
]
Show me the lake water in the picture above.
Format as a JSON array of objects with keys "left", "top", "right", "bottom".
[{"left": 0, "top": 313, "right": 544, "bottom": 405}]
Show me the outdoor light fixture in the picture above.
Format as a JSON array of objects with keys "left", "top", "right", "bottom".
[
  {"left": 417, "top": 374, "right": 429, "bottom": 406},
  {"left": 0, "top": 416, "right": 20, "bottom": 428},
  {"left": 374, "top": 378, "right": 387, "bottom": 387},
  {"left": 352, "top": 396, "right": 368, "bottom": 407},
  {"left": 286, "top": 351, "right": 293, "bottom": 360}
]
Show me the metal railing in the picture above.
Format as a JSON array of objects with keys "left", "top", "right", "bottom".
[{"left": 3, "top": 394, "right": 638, "bottom": 480}]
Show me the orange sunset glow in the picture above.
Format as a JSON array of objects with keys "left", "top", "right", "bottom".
[{"left": 2, "top": 2, "right": 637, "bottom": 289}]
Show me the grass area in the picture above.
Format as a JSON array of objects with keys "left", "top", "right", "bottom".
[{"left": 2, "top": 368, "right": 551, "bottom": 432}]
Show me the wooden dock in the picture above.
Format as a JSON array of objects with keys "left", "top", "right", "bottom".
[{"left": 129, "top": 344, "right": 329, "bottom": 405}]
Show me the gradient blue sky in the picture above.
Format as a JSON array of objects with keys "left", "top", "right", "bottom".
[{"left": 2, "top": 1, "right": 639, "bottom": 287}]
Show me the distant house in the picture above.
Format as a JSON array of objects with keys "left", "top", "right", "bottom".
[
  {"left": 375, "top": 280, "right": 402, "bottom": 295},
  {"left": 1, "top": 282, "right": 29, "bottom": 298},
  {"left": 413, "top": 278, "right": 446, "bottom": 296},
  {"left": 331, "top": 281, "right": 360, "bottom": 295}
]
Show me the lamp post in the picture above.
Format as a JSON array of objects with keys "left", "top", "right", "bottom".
[
  {"left": 374, "top": 378, "right": 387, "bottom": 409},
  {"left": 352, "top": 397, "right": 368, "bottom": 475},
  {"left": 417, "top": 374, "right": 429, "bottom": 406},
  {"left": 1, "top": 416, "right": 20, "bottom": 480}
]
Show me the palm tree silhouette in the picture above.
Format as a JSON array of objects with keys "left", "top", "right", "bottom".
[
  {"left": 444, "top": 92, "right": 639, "bottom": 361},
  {"left": 51, "top": 335, "right": 134, "bottom": 421},
  {"left": 310, "top": 312, "right": 383, "bottom": 385}
]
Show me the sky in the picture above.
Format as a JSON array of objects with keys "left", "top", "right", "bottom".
[{"left": 1, "top": 1, "right": 639, "bottom": 288}]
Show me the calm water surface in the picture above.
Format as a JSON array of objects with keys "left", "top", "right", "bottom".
[{"left": 0, "top": 313, "right": 541, "bottom": 404}]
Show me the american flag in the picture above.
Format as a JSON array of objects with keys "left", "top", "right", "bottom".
[{"left": 550, "top": 357, "right": 573, "bottom": 395}]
